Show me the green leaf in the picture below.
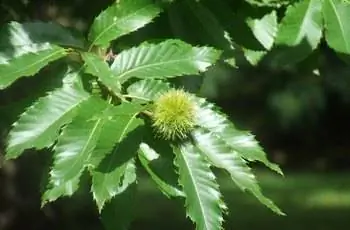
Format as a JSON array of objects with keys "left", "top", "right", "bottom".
[
  {"left": 0, "top": 46, "right": 67, "bottom": 89},
  {"left": 173, "top": 141, "right": 225, "bottom": 230},
  {"left": 0, "top": 21, "right": 86, "bottom": 89},
  {"left": 247, "top": 10, "right": 278, "bottom": 50},
  {"left": 88, "top": 103, "right": 144, "bottom": 169},
  {"left": 193, "top": 97, "right": 283, "bottom": 175},
  {"left": 42, "top": 97, "right": 113, "bottom": 203},
  {"left": 101, "top": 183, "right": 137, "bottom": 230},
  {"left": 88, "top": 0, "right": 162, "bottom": 48},
  {"left": 243, "top": 48, "right": 267, "bottom": 66},
  {"left": 42, "top": 176, "right": 80, "bottom": 206},
  {"left": 111, "top": 40, "right": 221, "bottom": 83},
  {"left": 0, "top": 21, "right": 86, "bottom": 50},
  {"left": 93, "top": 159, "right": 137, "bottom": 212},
  {"left": 6, "top": 84, "right": 90, "bottom": 159},
  {"left": 138, "top": 139, "right": 184, "bottom": 198},
  {"left": 91, "top": 107, "right": 144, "bottom": 211},
  {"left": 323, "top": 0, "right": 350, "bottom": 54},
  {"left": 126, "top": 79, "right": 170, "bottom": 102},
  {"left": 275, "top": 0, "right": 323, "bottom": 49},
  {"left": 192, "top": 128, "right": 284, "bottom": 215},
  {"left": 81, "top": 52, "right": 121, "bottom": 94}
]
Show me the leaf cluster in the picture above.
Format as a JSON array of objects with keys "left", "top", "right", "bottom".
[{"left": 8, "top": 0, "right": 337, "bottom": 229}]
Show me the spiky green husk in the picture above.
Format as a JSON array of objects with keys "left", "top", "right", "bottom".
[{"left": 152, "top": 89, "right": 195, "bottom": 140}]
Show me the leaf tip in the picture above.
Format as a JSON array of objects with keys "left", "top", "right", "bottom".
[
  {"left": 4, "top": 148, "right": 20, "bottom": 161},
  {"left": 268, "top": 163, "right": 284, "bottom": 176}
]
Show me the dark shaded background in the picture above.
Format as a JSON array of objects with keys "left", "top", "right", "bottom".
[{"left": 1, "top": 0, "right": 350, "bottom": 229}]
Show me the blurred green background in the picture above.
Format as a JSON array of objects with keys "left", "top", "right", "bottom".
[{"left": 1, "top": 0, "right": 350, "bottom": 229}]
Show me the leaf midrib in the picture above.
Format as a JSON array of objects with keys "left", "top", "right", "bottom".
[
  {"left": 179, "top": 146, "right": 210, "bottom": 230},
  {"left": 195, "top": 102, "right": 282, "bottom": 174},
  {"left": 116, "top": 56, "right": 204, "bottom": 82},
  {"left": 38, "top": 92, "right": 88, "bottom": 139},
  {"left": 295, "top": 0, "right": 314, "bottom": 44},
  {"left": 192, "top": 128, "right": 284, "bottom": 215},
  {"left": 193, "top": 130, "right": 251, "bottom": 188},
  {"left": 7, "top": 88, "right": 88, "bottom": 154},
  {"left": 93, "top": 113, "right": 139, "bottom": 203},
  {"left": 89, "top": 3, "right": 155, "bottom": 48},
  {"left": 55, "top": 118, "right": 104, "bottom": 182},
  {"left": 203, "top": 123, "right": 272, "bottom": 170},
  {"left": 1, "top": 47, "right": 65, "bottom": 79}
]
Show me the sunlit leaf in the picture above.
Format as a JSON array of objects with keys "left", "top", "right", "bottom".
[
  {"left": 247, "top": 10, "right": 278, "bottom": 50},
  {"left": 41, "top": 176, "right": 80, "bottom": 206},
  {"left": 6, "top": 84, "right": 90, "bottom": 159},
  {"left": 111, "top": 40, "right": 221, "bottom": 83},
  {"left": 0, "top": 21, "right": 86, "bottom": 89},
  {"left": 81, "top": 52, "right": 121, "bottom": 94},
  {"left": 193, "top": 128, "right": 284, "bottom": 215},
  {"left": 193, "top": 97, "right": 283, "bottom": 175},
  {"left": 323, "top": 0, "right": 350, "bottom": 54},
  {"left": 276, "top": 0, "right": 323, "bottom": 49},
  {"left": 0, "top": 46, "right": 67, "bottom": 89},
  {"left": 243, "top": 48, "right": 266, "bottom": 66},
  {"left": 245, "top": 0, "right": 293, "bottom": 8},
  {"left": 126, "top": 79, "right": 170, "bottom": 103},
  {"left": 0, "top": 21, "right": 85, "bottom": 51},
  {"left": 88, "top": 0, "right": 162, "bottom": 48},
  {"left": 173, "top": 141, "right": 225, "bottom": 230},
  {"left": 91, "top": 108, "right": 144, "bottom": 211},
  {"left": 93, "top": 159, "right": 137, "bottom": 212},
  {"left": 88, "top": 103, "right": 144, "bottom": 169},
  {"left": 42, "top": 98, "right": 113, "bottom": 203}
]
